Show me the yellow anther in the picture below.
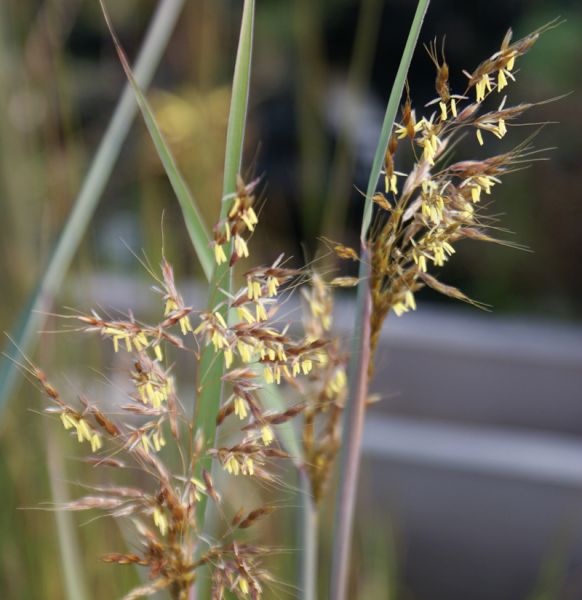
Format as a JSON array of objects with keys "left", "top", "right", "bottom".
[
  {"left": 153, "top": 507, "right": 168, "bottom": 536},
  {"left": 267, "top": 277, "right": 279, "bottom": 297},
  {"left": 237, "top": 306, "right": 255, "bottom": 324},
  {"left": 228, "top": 196, "right": 241, "bottom": 219},
  {"left": 234, "top": 235, "right": 249, "bottom": 258},
  {"left": 234, "top": 396, "right": 248, "bottom": 420},
  {"left": 245, "top": 457, "right": 255, "bottom": 476},
  {"left": 476, "top": 128, "right": 484, "bottom": 146},
  {"left": 90, "top": 433, "right": 102, "bottom": 453},
  {"left": 439, "top": 101, "right": 448, "bottom": 121},
  {"left": 239, "top": 577, "right": 249, "bottom": 595},
  {"left": 224, "top": 348, "right": 233, "bottom": 368},
  {"left": 255, "top": 302, "right": 268, "bottom": 322},
  {"left": 261, "top": 425, "right": 274, "bottom": 446},
  {"left": 179, "top": 315, "right": 192, "bottom": 335},
  {"left": 214, "top": 244, "right": 227, "bottom": 265},
  {"left": 214, "top": 311, "right": 227, "bottom": 329},
  {"left": 301, "top": 359, "right": 313, "bottom": 375},
  {"left": 497, "top": 68, "right": 508, "bottom": 91},
  {"left": 60, "top": 413, "right": 75, "bottom": 430},
  {"left": 237, "top": 340, "right": 253, "bottom": 363}
]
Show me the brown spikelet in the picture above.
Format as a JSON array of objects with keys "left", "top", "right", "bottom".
[
  {"left": 216, "top": 400, "right": 235, "bottom": 426},
  {"left": 333, "top": 244, "right": 359, "bottom": 261},
  {"left": 102, "top": 553, "right": 146, "bottom": 566},
  {"left": 62, "top": 496, "right": 125, "bottom": 511},
  {"left": 330, "top": 277, "right": 359, "bottom": 288},
  {"left": 238, "top": 506, "right": 275, "bottom": 529},
  {"left": 202, "top": 469, "right": 220, "bottom": 503},
  {"left": 91, "top": 408, "right": 120, "bottom": 437},
  {"left": 231, "top": 507, "right": 245, "bottom": 527},
  {"left": 84, "top": 457, "right": 125, "bottom": 468}
]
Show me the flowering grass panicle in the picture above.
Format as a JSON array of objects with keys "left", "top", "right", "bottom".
[
  {"left": 300, "top": 274, "right": 349, "bottom": 503},
  {"left": 26, "top": 175, "right": 341, "bottom": 599},
  {"left": 332, "top": 20, "right": 559, "bottom": 369}
]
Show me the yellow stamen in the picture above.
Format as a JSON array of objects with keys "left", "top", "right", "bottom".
[
  {"left": 239, "top": 577, "right": 249, "bottom": 595},
  {"left": 153, "top": 507, "right": 168, "bottom": 536},
  {"left": 261, "top": 425, "right": 274, "bottom": 445},
  {"left": 267, "top": 277, "right": 279, "bottom": 297},
  {"left": 476, "top": 128, "right": 484, "bottom": 146},
  {"left": 234, "top": 396, "right": 248, "bottom": 420},
  {"left": 497, "top": 68, "right": 508, "bottom": 91},
  {"left": 237, "top": 306, "right": 255, "bottom": 324},
  {"left": 228, "top": 196, "right": 241, "bottom": 219},
  {"left": 234, "top": 235, "right": 249, "bottom": 258},
  {"left": 214, "top": 311, "right": 227, "bottom": 329},
  {"left": 439, "top": 101, "right": 447, "bottom": 121},
  {"left": 90, "top": 433, "right": 102, "bottom": 453},
  {"left": 214, "top": 244, "right": 227, "bottom": 265},
  {"left": 255, "top": 302, "right": 268, "bottom": 322}
]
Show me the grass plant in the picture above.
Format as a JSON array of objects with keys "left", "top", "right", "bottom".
[{"left": 4, "top": 2, "right": 560, "bottom": 598}]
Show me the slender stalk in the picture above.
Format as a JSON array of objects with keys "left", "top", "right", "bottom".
[
  {"left": 299, "top": 470, "right": 318, "bottom": 600},
  {"left": 193, "top": 0, "right": 255, "bottom": 522},
  {"left": 192, "top": 2, "right": 255, "bottom": 596},
  {"left": 0, "top": 0, "right": 186, "bottom": 419},
  {"left": 330, "top": 3, "right": 430, "bottom": 599},
  {"left": 330, "top": 252, "right": 372, "bottom": 600}
]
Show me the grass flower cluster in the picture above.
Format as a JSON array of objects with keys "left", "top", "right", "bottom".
[
  {"left": 331, "top": 20, "right": 559, "bottom": 366},
  {"left": 26, "top": 177, "right": 344, "bottom": 599},
  {"left": 12, "top": 3, "right": 558, "bottom": 598}
]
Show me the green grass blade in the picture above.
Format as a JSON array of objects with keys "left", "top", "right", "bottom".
[
  {"left": 0, "top": 0, "right": 186, "bottom": 422},
  {"left": 100, "top": 0, "right": 213, "bottom": 281},
  {"left": 192, "top": 6, "right": 255, "bottom": 598},
  {"left": 359, "top": 0, "right": 430, "bottom": 241},
  {"left": 193, "top": 0, "right": 255, "bottom": 511},
  {"left": 331, "top": 3, "right": 431, "bottom": 599}
]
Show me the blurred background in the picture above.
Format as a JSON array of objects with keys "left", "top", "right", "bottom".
[{"left": 0, "top": 0, "right": 581, "bottom": 598}]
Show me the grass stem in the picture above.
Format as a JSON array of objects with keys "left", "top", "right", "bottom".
[
  {"left": 299, "top": 469, "right": 318, "bottom": 600},
  {"left": 330, "top": 3, "right": 430, "bottom": 598},
  {"left": 330, "top": 251, "right": 372, "bottom": 600}
]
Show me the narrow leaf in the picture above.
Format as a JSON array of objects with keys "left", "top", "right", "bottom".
[
  {"left": 360, "top": 0, "right": 431, "bottom": 241},
  {"left": 100, "top": 0, "right": 213, "bottom": 281},
  {"left": 191, "top": 5, "right": 255, "bottom": 598},
  {"left": 193, "top": 0, "right": 256, "bottom": 521}
]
